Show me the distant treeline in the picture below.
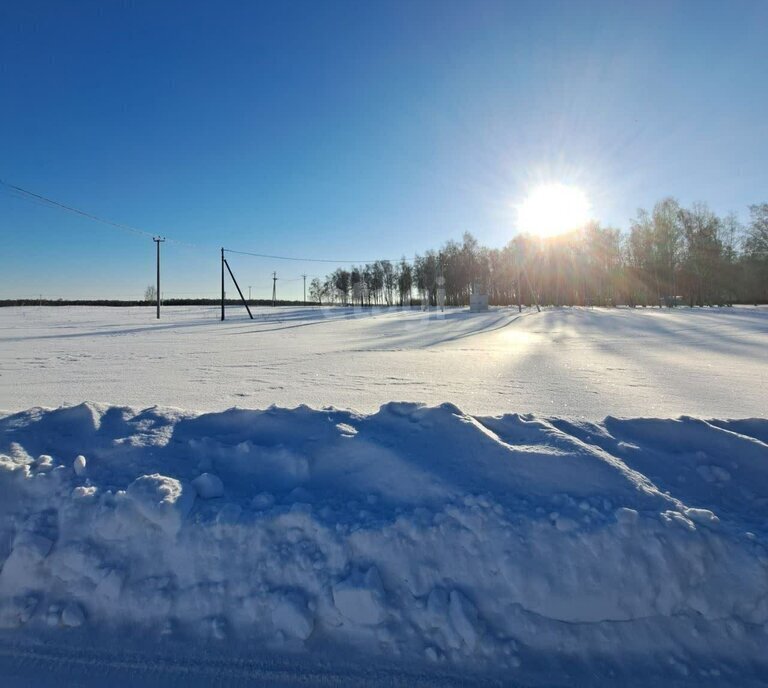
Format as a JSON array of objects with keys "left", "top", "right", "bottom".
[
  {"left": 0, "top": 299, "right": 307, "bottom": 308},
  {"left": 308, "top": 200, "right": 768, "bottom": 307},
  {"left": 4, "top": 199, "right": 766, "bottom": 310}
]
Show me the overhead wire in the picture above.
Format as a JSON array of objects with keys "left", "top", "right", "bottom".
[
  {"left": 1, "top": 178, "right": 158, "bottom": 239},
  {"left": 2, "top": 177, "right": 417, "bottom": 267},
  {"left": 221, "top": 248, "right": 406, "bottom": 264}
]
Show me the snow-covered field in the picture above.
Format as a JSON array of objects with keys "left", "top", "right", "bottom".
[
  {"left": 0, "top": 305, "right": 766, "bottom": 417},
  {"left": 1, "top": 306, "right": 767, "bottom": 686}
]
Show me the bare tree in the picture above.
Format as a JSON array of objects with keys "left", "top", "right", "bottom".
[{"left": 309, "top": 278, "right": 324, "bottom": 305}]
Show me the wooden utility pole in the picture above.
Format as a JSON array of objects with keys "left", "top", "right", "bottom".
[
  {"left": 221, "top": 248, "right": 225, "bottom": 321},
  {"left": 271, "top": 272, "right": 278, "bottom": 307},
  {"left": 302, "top": 274, "right": 307, "bottom": 306},
  {"left": 153, "top": 237, "right": 165, "bottom": 319}
]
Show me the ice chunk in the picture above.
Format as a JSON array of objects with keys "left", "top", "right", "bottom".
[{"left": 192, "top": 472, "right": 224, "bottom": 499}]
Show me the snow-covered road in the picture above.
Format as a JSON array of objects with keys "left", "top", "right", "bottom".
[{"left": 1, "top": 305, "right": 765, "bottom": 417}]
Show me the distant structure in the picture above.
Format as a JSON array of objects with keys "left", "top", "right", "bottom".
[
  {"left": 436, "top": 275, "right": 446, "bottom": 312},
  {"left": 469, "top": 282, "right": 488, "bottom": 312}
]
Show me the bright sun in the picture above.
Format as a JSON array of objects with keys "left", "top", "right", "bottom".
[{"left": 517, "top": 183, "right": 591, "bottom": 238}]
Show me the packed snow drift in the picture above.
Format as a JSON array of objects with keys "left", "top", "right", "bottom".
[{"left": 2, "top": 401, "right": 768, "bottom": 685}]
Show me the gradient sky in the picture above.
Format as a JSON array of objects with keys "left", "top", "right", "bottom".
[{"left": 2, "top": 0, "right": 767, "bottom": 300}]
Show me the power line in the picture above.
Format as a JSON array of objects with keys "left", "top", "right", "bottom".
[
  {"left": 1, "top": 178, "right": 158, "bottom": 239},
  {"left": 223, "top": 248, "right": 404, "bottom": 264},
  {"left": 2, "top": 177, "right": 414, "bottom": 265},
  {"left": 0, "top": 177, "right": 205, "bottom": 249}
]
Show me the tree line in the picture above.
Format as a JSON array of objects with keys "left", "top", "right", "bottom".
[{"left": 308, "top": 200, "right": 768, "bottom": 308}]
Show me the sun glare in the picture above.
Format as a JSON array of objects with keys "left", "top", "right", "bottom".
[{"left": 517, "top": 183, "right": 591, "bottom": 238}]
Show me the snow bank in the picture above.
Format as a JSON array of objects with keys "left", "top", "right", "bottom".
[{"left": 1, "top": 402, "right": 767, "bottom": 684}]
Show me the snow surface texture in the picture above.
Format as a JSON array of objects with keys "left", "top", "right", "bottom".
[
  {"left": 1, "top": 402, "right": 768, "bottom": 686},
  {"left": 0, "top": 305, "right": 766, "bottom": 418}
]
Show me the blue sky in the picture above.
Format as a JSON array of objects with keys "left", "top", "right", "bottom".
[{"left": 2, "top": 0, "right": 767, "bottom": 299}]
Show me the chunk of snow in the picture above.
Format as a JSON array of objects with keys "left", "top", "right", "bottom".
[
  {"left": 14, "top": 532, "right": 54, "bottom": 559},
  {"left": 35, "top": 455, "right": 54, "bottom": 472},
  {"left": 61, "top": 601, "right": 86, "bottom": 628},
  {"left": 426, "top": 587, "right": 449, "bottom": 628},
  {"left": 94, "top": 569, "right": 124, "bottom": 602},
  {"left": 697, "top": 464, "right": 731, "bottom": 483},
  {"left": 555, "top": 516, "right": 578, "bottom": 532},
  {"left": 251, "top": 492, "right": 275, "bottom": 510},
  {"left": 0, "top": 533, "right": 54, "bottom": 587},
  {"left": 332, "top": 567, "right": 386, "bottom": 626},
  {"left": 126, "top": 473, "right": 195, "bottom": 535},
  {"left": 684, "top": 507, "right": 720, "bottom": 526},
  {"left": 46, "top": 605, "right": 61, "bottom": 627},
  {"left": 209, "top": 617, "right": 226, "bottom": 640},
  {"left": 192, "top": 472, "right": 224, "bottom": 499},
  {"left": 661, "top": 510, "right": 696, "bottom": 530},
  {"left": 271, "top": 593, "right": 314, "bottom": 640},
  {"left": 72, "top": 485, "right": 98, "bottom": 501},
  {"left": 615, "top": 507, "right": 639, "bottom": 525},
  {"left": 0, "top": 596, "right": 38, "bottom": 629},
  {"left": 73, "top": 455, "right": 87, "bottom": 476},
  {"left": 336, "top": 422, "right": 357, "bottom": 436},
  {"left": 448, "top": 591, "right": 479, "bottom": 650},
  {"left": 216, "top": 503, "right": 242, "bottom": 525}
]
